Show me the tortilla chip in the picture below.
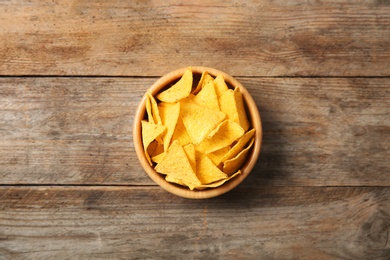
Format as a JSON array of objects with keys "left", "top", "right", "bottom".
[
  {"left": 196, "top": 152, "right": 228, "bottom": 184},
  {"left": 223, "top": 138, "right": 254, "bottom": 175},
  {"left": 151, "top": 151, "right": 166, "bottom": 164},
  {"left": 214, "top": 75, "right": 229, "bottom": 98},
  {"left": 192, "top": 80, "right": 219, "bottom": 111},
  {"left": 158, "top": 102, "right": 180, "bottom": 151},
  {"left": 156, "top": 68, "right": 193, "bottom": 103},
  {"left": 165, "top": 175, "right": 187, "bottom": 187},
  {"left": 141, "top": 120, "right": 166, "bottom": 165},
  {"left": 155, "top": 140, "right": 202, "bottom": 189},
  {"left": 193, "top": 71, "right": 214, "bottom": 95},
  {"left": 171, "top": 112, "right": 192, "bottom": 146},
  {"left": 221, "top": 128, "right": 255, "bottom": 163},
  {"left": 196, "top": 120, "right": 244, "bottom": 154},
  {"left": 219, "top": 88, "right": 250, "bottom": 131},
  {"left": 194, "top": 170, "right": 241, "bottom": 190},
  {"left": 207, "top": 146, "right": 231, "bottom": 167},
  {"left": 183, "top": 143, "right": 196, "bottom": 172},
  {"left": 147, "top": 91, "right": 162, "bottom": 125},
  {"left": 181, "top": 99, "right": 226, "bottom": 145}
]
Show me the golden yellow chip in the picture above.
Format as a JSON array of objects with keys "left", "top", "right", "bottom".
[
  {"left": 193, "top": 71, "right": 214, "bottom": 95},
  {"left": 150, "top": 141, "right": 164, "bottom": 157},
  {"left": 196, "top": 120, "right": 244, "bottom": 154},
  {"left": 165, "top": 175, "right": 187, "bottom": 188},
  {"left": 183, "top": 143, "right": 196, "bottom": 172},
  {"left": 193, "top": 170, "right": 241, "bottom": 190},
  {"left": 155, "top": 140, "right": 201, "bottom": 188},
  {"left": 219, "top": 88, "right": 250, "bottom": 131},
  {"left": 170, "top": 112, "right": 192, "bottom": 146},
  {"left": 207, "top": 146, "right": 231, "bottom": 167},
  {"left": 221, "top": 128, "right": 255, "bottom": 163},
  {"left": 223, "top": 138, "right": 254, "bottom": 175},
  {"left": 141, "top": 120, "right": 166, "bottom": 165},
  {"left": 213, "top": 74, "right": 229, "bottom": 98},
  {"left": 147, "top": 91, "right": 162, "bottom": 125},
  {"left": 151, "top": 151, "right": 166, "bottom": 164},
  {"left": 181, "top": 99, "right": 226, "bottom": 145},
  {"left": 158, "top": 102, "right": 180, "bottom": 151},
  {"left": 196, "top": 152, "right": 228, "bottom": 184},
  {"left": 191, "top": 80, "right": 219, "bottom": 111},
  {"left": 156, "top": 68, "right": 193, "bottom": 103}
]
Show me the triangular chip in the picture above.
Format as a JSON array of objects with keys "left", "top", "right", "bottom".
[
  {"left": 183, "top": 143, "right": 196, "bottom": 172},
  {"left": 165, "top": 175, "right": 187, "bottom": 188},
  {"left": 196, "top": 152, "right": 228, "bottom": 184},
  {"left": 151, "top": 151, "right": 166, "bottom": 164},
  {"left": 170, "top": 112, "right": 192, "bottom": 146},
  {"left": 207, "top": 146, "right": 231, "bottom": 167},
  {"left": 213, "top": 75, "right": 229, "bottom": 98},
  {"left": 155, "top": 140, "right": 201, "bottom": 188},
  {"left": 146, "top": 91, "right": 162, "bottom": 125},
  {"left": 196, "top": 120, "right": 244, "bottom": 154},
  {"left": 192, "top": 80, "right": 219, "bottom": 110},
  {"left": 193, "top": 170, "right": 242, "bottom": 190},
  {"left": 150, "top": 141, "right": 164, "bottom": 158},
  {"left": 221, "top": 128, "right": 255, "bottom": 163},
  {"left": 193, "top": 71, "right": 214, "bottom": 95},
  {"left": 158, "top": 102, "right": 180, "bottom": 151},
  {"left": 156, "top": 68, "right": 193, "bottom": 103},
  {"left": 223, "top": 138, "right": 254, "bottom": 175},
  {"left": 219, "top": 88, "right": 250, "bottom": 131},
  {"left": 141, "top": 120, "right": 166, "bottom": 165},
  {"left": 181, "top": 99, "right": 226, "bottom": 145}
]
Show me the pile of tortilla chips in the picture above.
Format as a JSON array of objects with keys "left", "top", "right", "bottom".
[{"left": 141, "top": 67, "right": 255, "bottom": 190}]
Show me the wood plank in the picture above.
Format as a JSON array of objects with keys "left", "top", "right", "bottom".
[
  {"left": 0, "top": 77, "right": 389, "bottom": 186},
  {"left": 0, "top": 186, "right": 389, "bottom": 259},
  {"left": 1, "top": 1, "right": 390, "bottom": 76}
]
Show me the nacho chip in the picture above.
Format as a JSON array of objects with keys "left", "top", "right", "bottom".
[
  {"left": 156, "top": 68, "right": 193, "bottom": 103},
  {"left": 171, "top": 112, "right": 192, "bottom": 146},
  {"left": 193, "top": 71, "right": 214, "bottom": 95},
  {"left": 207, "top": 146, "right": 231, "bottom": 167},
  {"left": 181, "top": 99, "right": 226, "bottom": 145},
  {"left": 165, "top": 175, "right": 187, "bottom": 187},
  {"left": 150, "top": 141, "right": 164, "bottom": 158},
  {"left": 147, "top": 91, "right": 162, "bottom": 125},
  {"left": 158, "top": 102, "right": 180, "bottom": 151},
  {"left": 221, "top": 128, "right": 255, "bottom": 163},
  {"left": 192, "top": 80, "right": 219, "bottom": 111},
  {"left": 151, "top": 151, "right": 166, "bottom": 164},
  {"left": 141, "top": 120, "right": 166, "bottom": 165},
  {"left": 183, "top": 143, "right": 196, "bottom": 172},
  {"left": 223, "top": 138, "right": 254, "bottom": 175},
  {"left": 194, "top": 170, "right": 242, "bottom": 190},
  {"left": 219, "top": 88, "right": 250, "bottom": 131},
  {"left": 155, "top": 140, "right": 202, "bottom": 188},
  {"left": 196, "top": 152, "right": 228, "bottom": 184},
  {"left": 196, "top": 120, "right": 244, "bottom": 154},
  {"left": 214, "top": 75, "right": 229, "bottom": 98}
]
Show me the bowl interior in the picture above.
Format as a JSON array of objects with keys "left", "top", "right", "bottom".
[{"left": 133, "top": 66, "right": 262, "bottom": 199}]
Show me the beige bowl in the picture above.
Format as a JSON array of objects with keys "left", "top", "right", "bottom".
[{"left": 133, "top": 66, "right": 262, "bottom": 199}]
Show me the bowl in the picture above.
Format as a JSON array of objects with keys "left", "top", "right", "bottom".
[{"left": 133, "top": 66, "right": 262, "bottom": 199}]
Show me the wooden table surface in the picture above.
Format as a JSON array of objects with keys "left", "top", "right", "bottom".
[{"left": 1, "top": 1, "right": 390, "bottom": 259}]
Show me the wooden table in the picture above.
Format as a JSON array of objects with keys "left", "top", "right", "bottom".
[{"left": 1, "top": 1, "right": 390, "bottom": 259}]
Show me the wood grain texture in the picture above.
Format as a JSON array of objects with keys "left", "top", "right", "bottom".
[
  {"left": 1, "top": 0, "right": 390, "bottom": 76},
  {"left": 0, "top": 77, "right": 389, "bottom": 186},
  {"left": 0, "top": 186, "right": 390, "bottom": 260}
]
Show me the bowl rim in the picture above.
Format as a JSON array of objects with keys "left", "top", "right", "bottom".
[{"left": 133, "top": 66, "right": 262, "bottom": 199}]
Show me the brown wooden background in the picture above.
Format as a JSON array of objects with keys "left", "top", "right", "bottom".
[{"left": 1, "top": 1, "right": 390, "bottom": 259}]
